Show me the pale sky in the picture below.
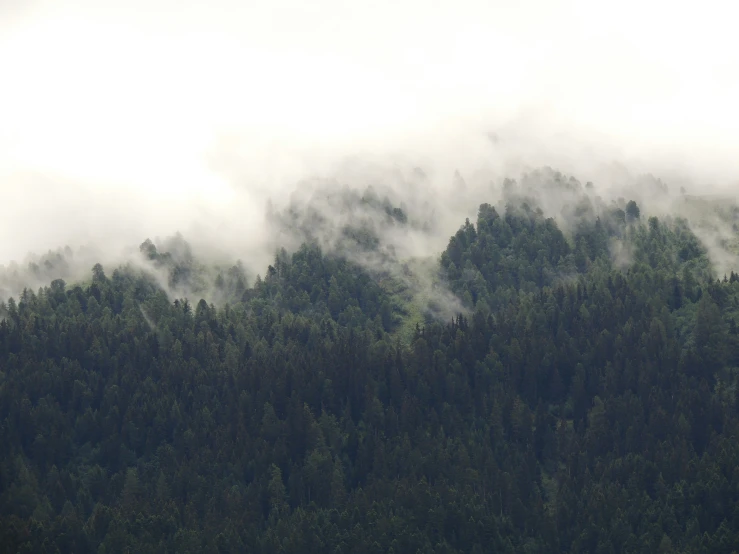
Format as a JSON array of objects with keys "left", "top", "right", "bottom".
[{"left": 1, "top": 0, "right": 738, "bottom": 262}]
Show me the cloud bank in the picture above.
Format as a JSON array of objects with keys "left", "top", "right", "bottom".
[{"left": 1, "top": 0, "right": 738, "bottom": 286}]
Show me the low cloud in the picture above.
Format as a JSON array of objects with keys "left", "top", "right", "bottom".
[{"left": 1, "top": 0, "right": 738, "bottom": 300}]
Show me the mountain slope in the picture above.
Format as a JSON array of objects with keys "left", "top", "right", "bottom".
[{"left": 2, "top": 175, "right": 739, "bottom": 552}]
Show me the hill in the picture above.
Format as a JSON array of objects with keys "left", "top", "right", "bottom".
[{"left": 2, "top": 171, "right": 739, "bottom": 552}]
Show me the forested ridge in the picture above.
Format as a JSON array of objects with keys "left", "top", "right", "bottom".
[{"left": 3, "top": 174, "right": 739, "bottom": 553}]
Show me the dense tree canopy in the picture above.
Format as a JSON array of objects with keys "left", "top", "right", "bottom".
[{"left": 2, "top": 177, "right": 739, "bottom": 553}]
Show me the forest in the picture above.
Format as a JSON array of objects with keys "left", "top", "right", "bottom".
[{"left": 2, "top": 170, "right": 739, "bottom": 553}]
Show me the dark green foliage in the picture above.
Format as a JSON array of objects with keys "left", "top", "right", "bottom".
[
  {"left": 1, "top": 188, "right": 739, "bottom": 553},
  {"left": 626, "top": 200, "right": 641, "bottom": 221}
]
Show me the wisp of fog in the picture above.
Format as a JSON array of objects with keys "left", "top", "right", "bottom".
[{"left": 1, "top": 0, "right": 738, "bottom": 299}]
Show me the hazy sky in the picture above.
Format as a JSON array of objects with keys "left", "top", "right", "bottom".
[{"left": 1, "top": 0, "right": 738, "bottom": 263}]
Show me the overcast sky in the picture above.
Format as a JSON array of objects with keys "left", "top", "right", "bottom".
[{"left": 1, "top": 0, "right": 738, "bottom": 263}]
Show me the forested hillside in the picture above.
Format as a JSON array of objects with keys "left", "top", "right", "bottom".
[{"left": 2, "top": 173, "right": 739, "bottom": 553}]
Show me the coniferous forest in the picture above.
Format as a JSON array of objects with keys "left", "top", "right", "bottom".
[{"left": 3, "top": 172, "right": 739, "bottom": 553}]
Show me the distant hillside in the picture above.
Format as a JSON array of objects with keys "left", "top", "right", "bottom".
[{"left": 2, "top": 170, "right": 739, "bottom": 552}]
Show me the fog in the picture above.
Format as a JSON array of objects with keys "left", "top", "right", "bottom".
[{"left": 1, "top": 0, "right": 738, "bottom": 291}]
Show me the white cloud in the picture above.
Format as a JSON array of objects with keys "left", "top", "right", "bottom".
[{"left": 0, "top": 0, "right": 738, "bottom": 264}]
